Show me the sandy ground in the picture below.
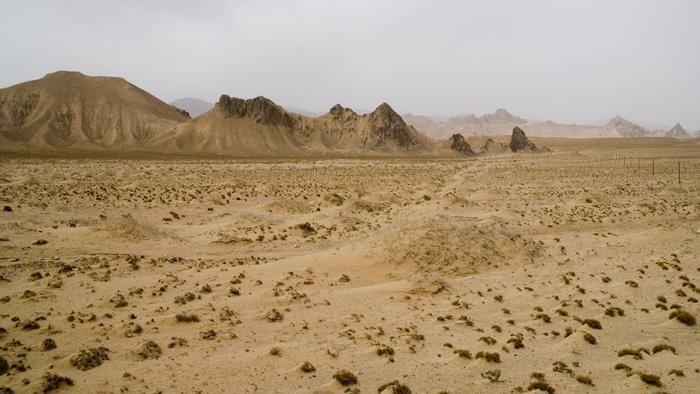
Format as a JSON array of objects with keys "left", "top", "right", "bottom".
[{"left": 0, "top": 140, "right": 699, "bottom": 393}]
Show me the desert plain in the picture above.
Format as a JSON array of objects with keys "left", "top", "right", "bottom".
[{"left": 0, "top": 137, "right": 698, "bottom": 393}]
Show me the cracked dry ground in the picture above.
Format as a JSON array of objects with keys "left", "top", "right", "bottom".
[{"left": 1, "top": 146, "right": 698, "bottom": 393}]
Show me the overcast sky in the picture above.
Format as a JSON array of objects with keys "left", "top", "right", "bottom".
[{"left": 1, "top": 0, "right": 699, "bottom": 129}]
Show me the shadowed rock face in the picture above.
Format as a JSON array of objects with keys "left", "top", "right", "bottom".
[
  {"left": 509, "top": 127, "right": 538, "bottom": 152},
  {"left": 364, "top": 103, "right": 419, "bottom": 148},
  {"left": 328, "top": 104, "right": 358, "bottom": 121},
  {"left": 217, "top": 95, "right": 296, "bottom": 128},
  {"left": 448, "top": 134, "right": 475, "bottom": 156}
]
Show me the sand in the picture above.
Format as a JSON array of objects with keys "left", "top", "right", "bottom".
[{"left": 0, "top": 138, "right": 698, "bottom": 393}]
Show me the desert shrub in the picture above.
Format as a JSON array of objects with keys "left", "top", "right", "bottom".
[
  {"left": 638, "top": 373, "right": 661, "bottom": 387},
  {"left": 652, "top": 344, "right": 676, "bottom": 354},
  {"left": 527, "top": 381, "right": 555, "bottom": 394},
  {"left": 617, "top": 348, "right": 648, "bottom": 360},
  {"left": 668, "top": 369, "right": 684, "bottom": 377},
  {"left": 175, "top": 313, "right": 199, "bottom": 323},
  {"left": 377, "top": 380, "right": 412, "bottom": 394},
  {"left": 333, "top": 370, "right": 358, "bottom": 386},
  {"left": 475, "top": 351, "right": 500, "bottom": 363},
  {"left": 669, "top": 310, "right": 696, "bottom": 326},
  {"left": 582, "top": 319, "right": 602, "bottom": 329},
  {"left": 481, "top": 369, "right": 501, "bottom": 383},
  {"left": 300, "top": 361, "right": 316, "bottom": 373},
  {"left": 583, "top": 332, "right": 596, "bottom": 344}
]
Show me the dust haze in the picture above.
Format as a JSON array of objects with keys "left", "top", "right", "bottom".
[{"left": 0, "top": 1, "right": 699, "bottom": 394}]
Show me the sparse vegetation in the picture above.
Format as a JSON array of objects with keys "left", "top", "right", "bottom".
[
  {"left": 669, "top": 310, "right": 696, "bottom": 326},
  {"left": 638, "top": 373, "right": 662, "bottom": 387},
  {"left": 333, "top": 370, "right": 358, "bottom": 386}
]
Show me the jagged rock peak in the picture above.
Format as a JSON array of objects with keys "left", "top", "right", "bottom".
[
  {"left": 509, "top": 126, "right": 538, "bottom": 152},
  {"left": 448, "top": 134, "right": 476, "bottom": 156},
  {"left": 368, "top": 103, "right": 405, "bottom": 125},
  {"left": 328, "top": 104, "right": 357, "bottom": 120},
  {"left": 216, "top": 95, "right": 295, "bottom": 127},
  {"left": 364, "top": 102, "right": 418, "bottom": 148}
]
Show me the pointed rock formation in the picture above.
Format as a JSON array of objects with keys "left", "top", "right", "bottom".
[
  {"left": 364, "top": 103, "right": 420, "bottom": 149},
  {"left": 328, "top": 104, "right": 358, "bottom": 121},
  {"left": 665, "top": 123, "right": 690, "bottom": 138},
  {"left": 509, "top": 127, "right": 538, "bottom": 152},
  {"left": 448, "top": 134, "right": 476, "bottom": 156}
]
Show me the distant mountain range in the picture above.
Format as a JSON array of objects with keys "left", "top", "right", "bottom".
[
  {"left": 1, "top": 71, "right": 696, "bottom": 157},
  {"left": 0, "top": 72, "right": 440, "bottom": 156},
  {"left": 403, "top": 109, "right": 698, "bottom": 139}
]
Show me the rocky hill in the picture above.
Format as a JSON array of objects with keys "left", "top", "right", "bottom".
[
  {"left": 154, "top": 95, "right": 431, "bottom": 156},
  {"left": 0, "top": 71, "right": 189, "bottom": 151}
]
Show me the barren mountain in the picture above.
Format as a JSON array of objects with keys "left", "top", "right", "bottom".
[
  {"left": 154, "top": 95, "right": 432, "bottom": 156},
  {"left": 0, "top": 71, "right": 190, "bottom": 151},
  {"left": 170, "top": 97, "right": 214, "bottom": 118}
]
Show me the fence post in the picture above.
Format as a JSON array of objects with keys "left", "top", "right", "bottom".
[
  {"left": 652, "top": 158, "right": 654, "bottom": 175},
  {"left": 678, "top": 161, "right": 681, "bottom": 184}
]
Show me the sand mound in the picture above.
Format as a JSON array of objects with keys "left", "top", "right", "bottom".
[
  {"left": 264, "top": 199, "right": 313, "bottom": 214},
  {"left": 384, "top": 216, "right": 542, "bottom": 277},
  {"left": 347, "top": 198, "right": 387, "bottom": 213},
  {"left": 98, "top": 213, "right": 165, "bottom": 242}
]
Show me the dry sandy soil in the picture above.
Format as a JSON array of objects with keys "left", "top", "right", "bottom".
[{"left": 0, "top": 138, "right": 698, "bottom": 393}]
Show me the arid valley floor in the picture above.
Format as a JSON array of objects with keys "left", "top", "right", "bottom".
[{"left": 0, "top": 138, "right": 698, "bottom": 393}]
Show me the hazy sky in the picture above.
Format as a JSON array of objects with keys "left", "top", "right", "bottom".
[{"left": 2, "top": 0, "right": 699, "bottom": 129}]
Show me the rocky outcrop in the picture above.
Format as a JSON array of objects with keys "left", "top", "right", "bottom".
[
  {"left": 171, "top": 106, "right": 191, "bottom": 119},
  {"left": 509, "top": 127, "right": 538, "bottom": 152},
  {"left": 328, "top": 104, "right": 358, "bottom": 121},
  {"left": 217, "top": 95, "right": 296, "bottom": 128},
  {"left": 448, "top": 134, "right": 476, "bottom": 156},
  {"left": 364, "top": 103, "right": 420, "bottom": 148},
  {"left": 665, "top": 123, "right": 690, "bottom": 138}
]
